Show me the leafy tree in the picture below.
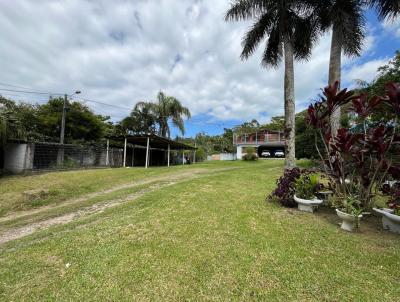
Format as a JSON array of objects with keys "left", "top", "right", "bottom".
[
  {"left": 261, "top": 116, "right": 285, "bottom": 131},
  {"left": 225, "top": 0, "right": 319, "bottom": 168},
  {"left": 0, "top": 98, "right": 25, "bottom": 146},
  {"left": 36, "top": 98, "right": 108, "bottom": 143},
  {"left": 135, "top": 92, "right": 190, "bottom": 138},
  {"left": 357, "top": 50, "right": 400, "bottom": 121}
]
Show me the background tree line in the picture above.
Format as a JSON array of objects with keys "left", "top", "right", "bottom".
[{"left": 1, "top": 51, "right": 398, "bottom": 162}]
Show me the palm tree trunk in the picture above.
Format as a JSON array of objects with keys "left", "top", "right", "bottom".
[
  {"left": 283, "top": 35, "right": 296, "bottom": 168},
  {"left": 328, "top": 24, "right": 343, "bottom": 137}
]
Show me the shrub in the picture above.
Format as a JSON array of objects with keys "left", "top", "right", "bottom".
[
  {"left": 269, "top": 168, "right": 301, "bottom": 207},
  {"left": 381, "top": 182, "right": 400, "bottom": 215},
  {"left": 242, "top": 147, "right": 258, "bottom": 161},
  {"left": 295, "top": 173, "right": 320, "bottom": 199}
]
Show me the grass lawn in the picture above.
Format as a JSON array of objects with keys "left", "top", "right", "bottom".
[{"left": 0, "top": 160, "right": 399, "bottom": 301}]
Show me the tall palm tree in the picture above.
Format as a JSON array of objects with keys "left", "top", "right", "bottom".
[
  {"left": 316, "top": 0, "right": 365, "bottom": 136},
  {"left": 225, "top": 0, "right": 319, "bottom": 168},
  {"left": 135, "top": 92, "right": 191, "bottom": 138}
]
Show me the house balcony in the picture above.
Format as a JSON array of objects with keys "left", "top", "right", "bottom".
[{"left": 234, "top": 131, "right": 285, "bottom": 147}]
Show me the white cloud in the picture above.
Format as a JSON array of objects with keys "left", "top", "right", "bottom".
[
  {"left": 343, "top": 58, "right": 388, "bottom": 86},
  {"left": 383, "top": 18, "right": 400, "bottom": 38},
  {"left": 0, "top": 0, "right": 385, "bottom": 127}
]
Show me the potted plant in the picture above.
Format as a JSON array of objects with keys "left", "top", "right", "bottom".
[
  {"left": 268, "top": 168, "right": 302, "bottom": 208},
  {"left": 333, "top": 194, "right": 363, "bottom": 232},
  {"left": 373, "top": 181, "right": 400, "bottom": 234},
  {"left": 294, "top": 173, "right": 323, "bottom": 212},
  {"left": 306, "top": 82, "right": 400, "bottom": 231}
]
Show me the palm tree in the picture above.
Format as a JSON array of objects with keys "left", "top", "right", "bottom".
[
  {"left": 367, "top": 0, "right": 400, "bottom": 20},
  {"left": 225, "top": 0, "right": 319, "bottom": 168},
  {"left": 316, "top": 0, "right": 365, "bottom": 136},
  {"left": 135, "top": 92, "right": 191, "bottom": 138}
]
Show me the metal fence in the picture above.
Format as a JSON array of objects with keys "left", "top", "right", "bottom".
[{"left": 2, "top": 142, "right": 123, "bottom": 174}]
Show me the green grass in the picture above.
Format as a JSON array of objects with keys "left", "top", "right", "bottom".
[
  {"left": 0, "top": 162, "right": 236, "bottom": 217},
  {"left": 0, "top": 160, "right": 399, "bottom": 301}
]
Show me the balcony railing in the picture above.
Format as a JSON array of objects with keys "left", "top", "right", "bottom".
[{"left": 234, "top": 131, "right": 284, "bottom": 145}]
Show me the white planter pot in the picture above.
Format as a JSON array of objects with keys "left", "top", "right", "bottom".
[
  {"left": 373, "top": 208, "right": 400, "bottom": 234},
  {"left": 294, "top": 195, "right": 323, "bottom": 213},
  {"left": 336, "top": 209, "right": 363, "bottom": 232}
]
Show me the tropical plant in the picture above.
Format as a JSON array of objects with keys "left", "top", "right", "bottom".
[
  {"left": 225, "top": 0, "right": 320, "bottom": 168},
  {"left": 135, "top": 92, "right": 190, "bottom": 138},
  {"left": 295, "top": 173, "right": 320, "bottom": 199},
  {"left": 381, "top": 182, "right": 400, "bottom": 215},
  {"left": 120, "top": 104, "right": 157, "bottom": 135},
  {"left": 333, "top": 194, "right": 363, "bottom": 229},
  {"left": 315, "top": 0, "right": 365, "bottom": 136},
  {"left": 269, "top": 167, "right": 302, "bottom": 207},
  {"left": 307, "top": 81, "right": 400, "bottom": 209}
]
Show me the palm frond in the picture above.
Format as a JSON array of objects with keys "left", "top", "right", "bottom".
[
  {"left": 261, "top": 24, "right": 282, "bottom": 67},
  {"left": 241, "top": 11, "right": 276, "bottom": 60},
  {"left": 367, "top": 0, "right": 400, "bottom": 20},
  {"left": 225, "top": 0, "right": 271, "bottom": 21}
]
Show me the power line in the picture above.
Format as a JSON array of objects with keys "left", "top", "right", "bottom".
[
  {"left": 81, "top": 98, "right": 132, "bottom": 110},
  {"left": 0, "top": 81, "right": 53, "bottom": 93},
  {"left": 0, "top": 87, "right": 63, "bottom": 96}
]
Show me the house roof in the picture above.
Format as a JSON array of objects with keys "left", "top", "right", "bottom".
[{"left": 107, "top": 133, "right": 196, "bottom": 150}]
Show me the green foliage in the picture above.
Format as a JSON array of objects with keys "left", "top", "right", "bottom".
[
  {"left": 333, "top": 194, "right": 363, "bottom": 220},
  {"left": 232, "top": 119, "right": 261, "bottom": 133},
  {"left": 119, "top": 103, "right": 157, "bottom": 135},
  {"left": 176, "top": 128, "right": 234, "bottom": 156},
  {"left": 36, "top": 98, "right": 108, "bottom": 142},
  {"left": 263, "top": 116, "right": 284, "bottom": 131},
  {"left": 358, "top": 51, "right": 400, "bottom": 121},
  {"left": 0, "top": 98, "right": 26, "bottom": 146},
  {"left": 295, "top": 173, "right": 319, "bottom": 199},
  {"left": 242, "top": 146, "right": 258, "bottom": 161},
  {"left": 133, "top": 91, "right": 190, "bottom": 138},
  {"left": 0, "top": 96, "right": 109, "bottom": 144},
  {"left": 195, "top": 147, "right": 206, "bottom": 162}
]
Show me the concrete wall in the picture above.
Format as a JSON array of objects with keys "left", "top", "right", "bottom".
[
  {"left": 207, "top": 153, "right": 236, "bottom": 161},
  {"left": 236, "top": 146, "right": 242, "bottom": 160},
  {"left": 4, "top": 143, "right": 34, "bottom": 173}
]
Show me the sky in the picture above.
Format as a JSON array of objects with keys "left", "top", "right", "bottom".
[{"left": 0, "top": 0, "right": 399, "bottom": 137}]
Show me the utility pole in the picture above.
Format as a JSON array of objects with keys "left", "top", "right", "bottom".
[
  {"left": 59, "top": 91, "right": 81, "bottom": 144},
  {"left": 57, "top": 91, "right": 80, "bottom": 165},
  {"left": 193, "top": 142, "right": 196, "bottom": 164},
  {"left": 60, "top": 94, "right": 67, "bottom": 144}
]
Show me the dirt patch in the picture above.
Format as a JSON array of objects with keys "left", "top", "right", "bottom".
[
  {"left": 0, "top": 168, "right": 231, "bottom": 224},
  {"left": 0, "top": 167, "right": 234, "bottom": 245}
]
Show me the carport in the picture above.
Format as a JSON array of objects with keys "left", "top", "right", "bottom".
[{"left": 106, "top": 134, "right": 196, "bottom": 168}]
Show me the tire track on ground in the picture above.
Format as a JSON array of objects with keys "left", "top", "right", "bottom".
[{"left": 0, "top": 168, "right": 234, "bottom": 245}]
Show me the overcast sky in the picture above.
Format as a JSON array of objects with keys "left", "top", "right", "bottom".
[{"left": 0, "top": 0, "right": 399, "bottom": 136}]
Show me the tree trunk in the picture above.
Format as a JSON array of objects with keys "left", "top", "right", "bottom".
[
  {"left": 283, "top": 35, "right": 296, "bottom": 168},
  {"left": 328, "top": 24, "right": 343, "bottom": 137}
]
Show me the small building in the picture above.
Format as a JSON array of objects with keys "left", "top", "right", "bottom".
[
  {"left": 233, "top": 129, "right": 285, "bottom": 159},
  {"left": 1, "top": 134, "right": 196, "bottom": 174},
  {"left": 106, "top": 133, "right": 196, "bottom": 168}
]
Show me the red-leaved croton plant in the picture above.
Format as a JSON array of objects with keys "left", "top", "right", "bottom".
[{"left": 307, "top": 82, "right": 400, "bottom": 209}]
